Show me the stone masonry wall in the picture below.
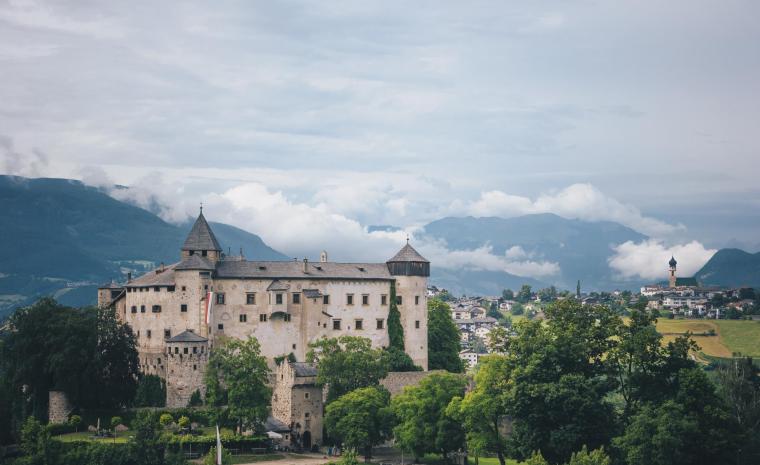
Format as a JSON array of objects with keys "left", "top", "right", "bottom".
[{"left": 48, "top": 391, "right": 72, "bottom": 424}]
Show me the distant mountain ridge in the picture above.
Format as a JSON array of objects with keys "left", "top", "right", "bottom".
[
  {"left": 695, "top": 248, "right": 760, "bottom": 288},
  {"left": 421, "top": 214, "right": 648, "bottom": 294},
  {"left": 0, "top": 175, "right": 288, "bottom": 317}
]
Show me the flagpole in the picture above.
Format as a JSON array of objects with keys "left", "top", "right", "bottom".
[{"left": 216, "top": 424, "right": 222, "bottom": 465}]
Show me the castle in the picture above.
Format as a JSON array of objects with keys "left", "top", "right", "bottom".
[{"left": 97, "top": 209, "right": 429, "bottom": 439}]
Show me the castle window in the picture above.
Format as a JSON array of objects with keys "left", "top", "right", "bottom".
[
  {"left": 140, "top": 305, "right": 146, "bottom": 313},
  {"left": 216, "top": 293, "right": 225, "bottom": 305},
  {"left": 201, "top": 250, "right": 207, "bottom": 257},
  {"left": 333, "top": 319, "right": 341, "bottom": 330},
  {"left": 323, "top": 295, "right": 330, "bottom": 305},
  {"left": 154, "top": 286, "right": 160, "bottom": 292},
  {"left": 204, "top": 284, "right": 208, "bottom": 290},
  {"left": 415, "top": 295, "right": 420, "bottom": 305},
  {"left": 355, "top": 319, "right": 363, "bottom": 330},
  {"left": 217, "top": 323, "right": 224, "bottom": 330},
  {"left": 246, "top": 293, "right": 256, "bottom": 305},
  {"left": 152, "top": 305, "right": 162, "bottom": 313},
  {"left": 292, "top": 293, "right": 301, "bottom": 304},
  {"left": 346, "top": 294, "right": 354, "bottom": 306},
  {"left": 175, "top": 347, "right": 179, "bottom": 354},
  {"left": 259, "top": 314, "right": 267, "bottom": 322},
  {"left": 131, "top": 306, "right": 137, "bottom": 313},
  {"left": 189, "top": 250, "right": 194, "bottom": 256},
  {"left": 305, "top": 393, "right": 310, "bottom": 399},
  {"left": 183, "top": 347, "right": 188, "bottom": 354},
  {"left": 396, "top": 296, "right": 403, "bottom": 305},
  {"left": 239, "top": 314, "right": 247, "bottom": 323},
  {"left": 137, "top": 330, "right": 140, "bottom": 338},
  {"left": 275, "top": 293, "right": 283, "bottom": 305},
  {"left": 193, "top": 364, "right": 197, "bottom": 371},
  {"left": 193, "top": 347, "right": 198, "bottom": 354},
  {"left": 376, "top": 319, "right": 384, "bottom": 330},
  {"left": 164, "top": 329, "right": 171, "bottom": 339},
  {"left": 181, "top": 304, "right": 187, "bottom": 312},
  {"left": 362, "top": 294, "right": 369, "bottom": 305},
  {"left": 292, "top": 344, "right": 296, "bottom": 350},
  {"left": 284, "top": 314, "right": 291, "bottom": 322},
  {"left": 146, "top": 330, "right": 152, "bottom": 338},
  {"left": 381, "top": 295, "right": 387, "bottom": 305},
  {"left": 157, "top": 357, "right": 161, "bottom": 364},
  {"left": 182, "top": 286, "right": 187, "bottom": 291},
  {"left": 201, "top": 346, "right": 204, "bottom": 353},
  {"left": 167, "top": 286, "right": 175, "bottom": 292},
  {"left": 415, "top": 320, "right": 420, "bottom": 329}
]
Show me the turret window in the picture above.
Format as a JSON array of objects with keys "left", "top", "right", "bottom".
[
  {"left": 202, "top": 250, "right": 207, "bottom": 257},
  {"left": 154, "top": 286, "right": 160, "bottom": 292},
  {"left": 152, "top": 305, "right": 162, "bottom": 313},
  {"left": 183, "top": 347, "right": 188, "bottom": 354},
  {"left": 131, "top": 306, "right": 137, "bottom": 313},
  {"left": 415, "top": 296, "right": 420, "bottom": 305},
  {"left": 415, "top": 320, "right": 420, "bottom": 329},
  {"left": 147, "top": 330, "right": 152, "bottom": 338}
]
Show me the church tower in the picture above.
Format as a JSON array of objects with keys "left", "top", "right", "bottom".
[
  {"left": 181, "top": 208, "right": 223, "bottom": 263},
  {"left": 668, "top": 256, "right": 677, "bottom": 288}
]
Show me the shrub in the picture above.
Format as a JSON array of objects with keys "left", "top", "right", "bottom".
[
  {"left": 177, "top": 416, "right": 190, "bottom": 430},
  {"left": 203, "top": 446, "right": 232, "bottom": 465},
  {"left": 188, "top": 389, "right": 203, "bottom": 407},
  {"left": 46, "top": 422, "right": 74, "bottom": 436},
  {"left": 69, "top": 415, "right": 82, "bottom": 432},
  {"left": 133, "top": 374, "right": 167, "bottom": 407},
  {"left": 110, "top": 416, "right": 123, "bottom": 430},
  {"left": 159, "top": 413, "right": 174, "bottom": 428}
]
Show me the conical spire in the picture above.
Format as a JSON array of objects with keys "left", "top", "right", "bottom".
[{"left": 182, "top": 210, "right": 222, "bottom": 252}]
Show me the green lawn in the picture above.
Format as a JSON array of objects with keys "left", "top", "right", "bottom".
[
  {"left": 229, "top": 453, "right": 285, "bottom": 464},
  {"left": 713, "top": 320, "right": 760, "bottom": 357},
  {"left": 54, "top": 431, "right": 131, "bottom": 443},
  {"left": 421, "top": 453, "right": 521, "bottom": 465}
]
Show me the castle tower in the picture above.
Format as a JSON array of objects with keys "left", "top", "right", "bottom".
[
  {"left": 181, "top": 208, "right": 223, "bottom": 263},
  {"left": 271, "top": 362, "right": 323, "bottom": 450},
  {"left": 165, "top": 330, "right": 209, "bottom": 408},
  {"left": 387, "top": 241, "right": 430, "bottom": 370},
  {"left": 668, "top": 256, "right": 678, "bottom": 288}
]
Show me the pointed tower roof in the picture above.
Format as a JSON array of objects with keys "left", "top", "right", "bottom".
[
  {"left": 182, "top": 211, "right": 222, "bottom": 252},
  {"left": 669, "top": 256, "right": 677, "bottom": 268},
  {"left": 387, "top": 242, "right": 429, "bottom": 263}
]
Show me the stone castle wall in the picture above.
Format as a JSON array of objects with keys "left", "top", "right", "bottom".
[
  {"left": 48, "top": 391, "right": 72, "bottom": 424},
  {"left": 380, "top": 370, "right": 444, "bottom": 397},
  {"left": 165, "top": 341, "right": 208, "bottom": 408}
]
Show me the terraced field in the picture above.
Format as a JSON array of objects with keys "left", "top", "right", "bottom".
[{"left": 655, "top": 319, "right": 760, "bottom": 359}]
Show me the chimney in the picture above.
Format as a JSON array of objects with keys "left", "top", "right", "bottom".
[
  {"left": 127, "top": 272, "right": 132, "bottom": 282},
  {"left": 303, "top": 258, "right": 309, "bottom": 273}
]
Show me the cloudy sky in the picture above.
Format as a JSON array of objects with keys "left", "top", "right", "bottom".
[{"left": 1, "top": 0, "right": 759, "bottom": 282}]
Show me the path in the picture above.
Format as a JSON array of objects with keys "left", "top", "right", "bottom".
[{"left": 237, "top": 453, "right": 334, "bottom": 465}]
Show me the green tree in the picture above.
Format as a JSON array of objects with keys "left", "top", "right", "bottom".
[
  {"left": 502, "top": 289, "right": 514, "bottom": 301},
  {"left": 505, "top": 301, "right": 620, "bottom": 463},
  {"left": 206, "top": 336, "right": 271, "bottom": 432},
  {"left": 133, "top": 374, "right": 166, "bottom": 407},
  {"left": 428, "top": 299, "right": 464, "bottom": 373},
  {"left": 188, "top": 389, "right": 203, "bottom": 407},
  {"left": 110, "top": 416, "right": 123, "bottom": 430},
  {"left": 566, "top": 446, "right": 611, "bottom": 465},
  {"left": 486, "top": 326, "right": 509, "bottom": 353},
  {"left": 511, "top": 302, "right": 525, "bottom": 316},
  {"left": 715, "top": 357, "right": 760, "bottom": 464},
  {"left": 516, "top": 285, "right": 532, "bottom": 303},
  {"left": 576, "top": 280, "right": 581, "bottom": 299},
  {"left": 203, "top": 446, "right": 232, "bottom": 465},
  {"left": 0, "top": 299, "right": 139, "bottom": 420},
  {"left": 487, "top": 301, "right": 502, "bottom": 320},
  {"left": 613, "top": 368, "right": 736, "bottom": 465},
  {"left": 392, "top": 372, "right": 467, "bottom": 462},
  {"left": 325, "top": 386, "right": 393, "bottom": 458},
  {"left": 131, "top": 411, "right": 165, "bottom": 465},
  {"left": 537, "top": 286, "right": 557, "bottom": 303},
  {"left": 383, "top": 347, "right": 422, "bottom": 372},
  {"left": 449, "top": 356, "right": 510, "bottom": 465},
  {"left": 68, "top": 414, "right": 82, "bottom": 433},
  {"left": 388, "top": 281, "right": 405, "bottom": 350},
  {"left": 307, "top": 336, "right": 388, "bottom": 402}
]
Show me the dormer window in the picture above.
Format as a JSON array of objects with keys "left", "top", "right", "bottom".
[{"left": 202, "top": 250, "right": 207, "bottom": 257}]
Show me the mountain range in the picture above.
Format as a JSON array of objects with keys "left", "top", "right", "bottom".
[
  {"left": 2, "top": 174, "right": 759, "bottom": 318},
  {"left": 0, "top": 175, "right": 286, "bottom": 318}
]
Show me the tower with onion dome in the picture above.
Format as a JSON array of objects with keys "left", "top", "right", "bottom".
[{"left": 669, "top": 256, "right": 678, "bottom": 288}]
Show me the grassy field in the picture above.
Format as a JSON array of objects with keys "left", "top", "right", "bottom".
[
  {"left": 54, "top": 431, "right": 131, "bottom": 443},
  {"left": 652, "top": 319, "right": 760, "bottom": 359},
  {"left": 229, "top": 453, "right": 285, "bottom": 464}
]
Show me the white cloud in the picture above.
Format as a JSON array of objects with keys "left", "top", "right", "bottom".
[
  {"left": 417, "top": 241, "right": 559, "bottom": 279},
  {"left": 608, "top": 239, "right": 716, "bottom": 281},
  {"left": 0, "top": 135, "right": 48, "bottom": 177},
  {"left": 463, "top": 183, "right": 682, "bottom": 238}
]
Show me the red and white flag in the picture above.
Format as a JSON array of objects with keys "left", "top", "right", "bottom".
[{"left": 205, "top": 291, "right": 214, "bottom": 325}]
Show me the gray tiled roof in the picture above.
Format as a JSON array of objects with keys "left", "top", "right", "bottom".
[
  {"left": 292, "top": 362, "right": 318, "bottom": 377},
  {"left": 303, "top": 289, "right": 323, "bottom": 298},
  {"left": 175, "top": 255, "right": 215, "bottom": 271},
  {"left": 216, "top": 261, "right": 393, "bottom": 280},
  {"left": 265, "top": 416, "right": 290, "bottom": 432},
  {"left": 387, "top": 243, "right": 429, "bottom": 263},
  {"left": 182, "top": 212, "right": 222, "bottom": 252},
  {"left": 454, "top": 317, "right": 498, "bottom": 324},
  {"left": 166, "top": 330, "right": 208, "bottom": 343},
  {"left": 128, "top": 264, "right": 178, "bottom": 287}
]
